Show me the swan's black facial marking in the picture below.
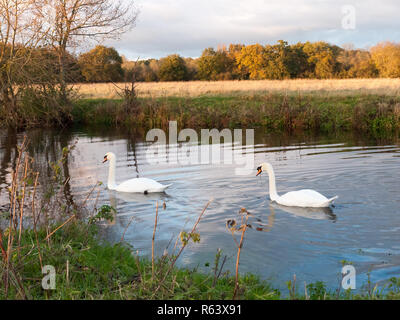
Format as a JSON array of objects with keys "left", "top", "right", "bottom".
[
  {"left": 102, "top": 155, "right": 108, "bottom": 163},
  {"left": 256, "top": 166, "right": 262, "bottom": 176}
]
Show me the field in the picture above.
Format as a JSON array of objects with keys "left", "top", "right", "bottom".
[{"left": 75, "top": 78, "right": 400, "bottom": 99}]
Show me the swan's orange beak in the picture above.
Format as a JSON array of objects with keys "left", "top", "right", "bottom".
[
  {"left": 102, "top": 156, "right": 108, "bottom": 163},
  {"left": 256, "top": 166, "right": 262, "bottom": 176}
]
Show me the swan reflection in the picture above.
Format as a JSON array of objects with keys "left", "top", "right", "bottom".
[
  {"left": 110, "top": 190, "right": 170, "bottom": 203},
  {"left": 105, "top": 190, "right": 170, "bottom": 226},
  {"left": 269, "top": 201, "right": 336, "bottom": 221}
]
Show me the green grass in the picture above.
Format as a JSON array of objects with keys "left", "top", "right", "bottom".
[
  {"left": 71, "top": 92, "right": 400, "bottom": 137},
  {"left": 0, "top": 220, "right": 280, "bottom": 300},
  {"left": 2, "top": 218, "right": 400, "bottom": 300},
  {"left": 2, "top": 89, "right": 400, "bottom": 136}
]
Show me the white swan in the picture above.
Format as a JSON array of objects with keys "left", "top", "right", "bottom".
[
  {"left": 256, "top": 162, "right": 338, "bottom": 208},
  {"left": 103, "top": 152, "right": 171, "bottom": 193}
]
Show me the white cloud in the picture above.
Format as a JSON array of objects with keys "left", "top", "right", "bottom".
[{"left": 106, "top": 0, "right": 400, "bottom": 59}]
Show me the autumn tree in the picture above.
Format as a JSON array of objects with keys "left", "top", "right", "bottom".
[
  {"left": 236, "top": 41, "right": 302, "bottom": 80},
  {"left": 370, "top": 42, "right": 400, "bottom": 78},
  {"left": 184, "top": 57, "right": 198, "bottom": 80},
  {"left": 38, "top": 0, "right": 138, "bottom": 100},
  {"left": 123, "top": 59, "right": 159, "bottom": 82},
  {"left": 0, "top": 0, "right": 47, "bottom": 125},
  {"left": 79, "top": 45, "right": 124, "bottom": 82},
  {"left": 263, "top": 40, "right": 302, "bottom": 79},
  {"left": 227, "top": 44, "right": 246, "bottom": 79},
  {"left": 338, "top": 49, "right": 378, "bottom": 78},
  {"left": 287, "top": 42, "right": 311, "bottom": 78},
  {"left": 236, "top": 44, "right": 268, "bottom": 79},
  {"left": 197, "top": 47, "right": 234, "bottom": 80},
  {"left": 302, "top": 41, "right": 341, "bottom": 78},
  {"left": 158, "top": 54, "right": 188, "bottom": 81}
]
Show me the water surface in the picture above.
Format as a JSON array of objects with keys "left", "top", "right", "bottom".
[{"left": 1, "top": 127, "right": 399, "bottom": 293}]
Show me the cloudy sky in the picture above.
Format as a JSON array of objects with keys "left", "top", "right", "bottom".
[{"left": 106, "top": 0, "right": 400, "bottom": 60}]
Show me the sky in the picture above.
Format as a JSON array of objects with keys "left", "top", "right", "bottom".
[{"left": 106, "top": 0, "right": 400, "bottom": 60}]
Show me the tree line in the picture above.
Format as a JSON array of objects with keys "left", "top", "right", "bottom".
[
  {"left": 76, "top": 40, "right": 400, "bottom": 83},
  {"left": 0, "top": 0, "right": 137, "bottom": 128}
]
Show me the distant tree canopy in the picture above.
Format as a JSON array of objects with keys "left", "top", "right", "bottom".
[
  {"left": 158, "top": 54, "right": 188, "bottom": 81},
  {"left": 197, "top": 47, "right": 235, "bottom": 80},
  {"left": 371, "top": 42, "right": 400, "bottom": 78},
  {"left": 72, "top": 41, "right": 400, "bottom": 83},
  {"left": 78, "top": 45, "right": 124, "bottom": 82}
]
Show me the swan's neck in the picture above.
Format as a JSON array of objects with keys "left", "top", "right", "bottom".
[
  {"left": 265, "top": 165, "right": 279, "bottom": 201},
  {"left": 107, "top": 158, "right": 117, "bottom": 190}
]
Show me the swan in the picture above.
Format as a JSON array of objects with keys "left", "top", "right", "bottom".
[
  {"left": 256, "top": 162, "right": 338, "bottom": 208},
  {"left": 103, "top": 152, "right": 171, "bottom": 193}
]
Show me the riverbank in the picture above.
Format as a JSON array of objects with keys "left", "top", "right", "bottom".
[
  {"left": 1, "top": 88, "right": 400, "bottom": 135},
  {"left": 2, "top": 217, "right": 400, "bottom": 300},
  {"left": 0, "top": 218, "right": 281, "bottom": 300},
  {"left": 73, "top": 92, "right": 400, "bottom": 135}
]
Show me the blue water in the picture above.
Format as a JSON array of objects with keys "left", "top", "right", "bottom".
[{"left": 1, "top": 128, "right": 399, "bottom": 294}]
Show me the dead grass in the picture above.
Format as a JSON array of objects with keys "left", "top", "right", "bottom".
[{"left": 73, "top": 78, "right": 400, "bottom": 99}]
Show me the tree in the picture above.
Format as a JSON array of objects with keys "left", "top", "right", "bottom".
[
  {"left": 338, "top": 49, "right": 378, "bottom": 78},
  {"left": 263, "top": 40, "right": 299, "bottom": 79},
  {"left": 184, "top": 57, "right": 198, "bottom": 80},
  {"left": 38, "top": 0, "right": 138, "bottom": 100},
  {"left": 197, "top": 47, "right": 234, "bottom": 80},
  {"left": 79, "top": 45, "right": 124, "bottom": 82},
  {"left": 0, "top": 0, "right": 47, "bottom": 125},
  {"left": 302, "top": 41, "right": 340, "bottom": 78},
  {"left": 227, "top": 44, "right": 246, "bottom": 79},
  {"left": 236, "top": 44, "right": 268, "bottom": 80},
  {"left": 289, "top": 42, "right": 312, "bottom": 78},
  {"left": 370, "top": 42, "right": 400, "bottom": 78},
  {"left": 158, "top": 54, "right": 188, "bottom": 81},
  {"left": 236, "top": 42, "right": 300, "bottom": 80}
]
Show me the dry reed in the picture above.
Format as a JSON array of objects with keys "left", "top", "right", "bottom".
[{"left": 74, "top": 78, "right": 400, "bottom": 99}]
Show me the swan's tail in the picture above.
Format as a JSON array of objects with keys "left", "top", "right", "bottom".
[
  {"left": 161, "top": 184, "right": 172, "bottom": 191},
  {"left": 147, "top": 183, "right": 172, "bottom": 193},
  {"left": 322, "top": 195, "right": 338, "bottom": 207}
]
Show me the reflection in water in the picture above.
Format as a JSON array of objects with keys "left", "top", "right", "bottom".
[
  {"left": 108, "top": 189, "right": 170, "bottom": 206},
  {"left": 252, "top": 205, "right": 276, "bottom": 232},
  {"left": 269, "top": 202, "right": 337, "bottom": 221},
  {"left": 1, "top": 126, "right": 400, "bottom": 293},
  {"left": 0, "top": 129, "right": 77, "bottom": 211},
  {"left": 106, "top": 189, "right": 170, "bottom": 229}
]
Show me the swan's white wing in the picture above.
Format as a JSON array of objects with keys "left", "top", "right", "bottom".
[
  {"left": 116, "top": 178, "right": 170, "bottom": 193},
  {"left": 277, "top": 189, "right": 332, "bottom": 208}
]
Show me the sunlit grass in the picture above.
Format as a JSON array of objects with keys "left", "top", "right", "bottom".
[{"left": 74, "top": 78, "right": 400, "bottom": 99}]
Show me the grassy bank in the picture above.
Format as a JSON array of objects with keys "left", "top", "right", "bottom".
[
  {"left": 72, "top": 92, "right": 400, "bottom": 135},
  {"left": 0, "top": 218, "right": 281, "bottom": 300},
  {"left": 2, "top": 217, "right": 400, "bottom": 300},
  {"left": 2, "top": 79, "right": 400, "bottom": 134}
]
